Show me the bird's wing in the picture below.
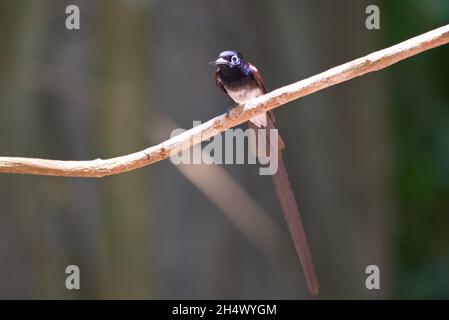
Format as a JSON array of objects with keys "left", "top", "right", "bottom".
[
  {"left": 248, "top": 63, "right": 267, "bottom": 94},
  {"left": 248, "top": 63, "right": 284, "bottom": 148}
]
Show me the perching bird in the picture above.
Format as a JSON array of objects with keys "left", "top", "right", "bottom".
[{"left": 214, "top": 50, "right": 319, "bottom": 295}]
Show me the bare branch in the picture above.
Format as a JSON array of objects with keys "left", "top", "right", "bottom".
[{"left": 1, "top": 24, "right": 449, "bottom": 177}]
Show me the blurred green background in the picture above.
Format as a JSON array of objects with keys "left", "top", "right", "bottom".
[{"left": 0, "top": 0, "right": 448, "bottom": 299}]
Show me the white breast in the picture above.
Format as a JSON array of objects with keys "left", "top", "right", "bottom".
[{"left": 226, "top": 87, "right": 267, "bottom": 127}]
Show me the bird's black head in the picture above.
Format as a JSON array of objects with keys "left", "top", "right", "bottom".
[
  {"left": 214, "top": 50, "right": 244, "bottom": 69},
  {"left": 213, "top": 50, "right": 262, "bottom": 93}
]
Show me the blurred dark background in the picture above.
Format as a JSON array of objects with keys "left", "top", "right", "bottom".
[{"left": 0, "top": 0, "right": 448, "bottom": 299}]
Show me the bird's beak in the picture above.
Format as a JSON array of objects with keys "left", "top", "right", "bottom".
[{"left": 213, "top": 57, "right": 228, "bottom": 65}]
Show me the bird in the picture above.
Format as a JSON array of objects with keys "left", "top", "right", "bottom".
[{"left": 213, "top": 50, "right": 319, "bottom": 295}]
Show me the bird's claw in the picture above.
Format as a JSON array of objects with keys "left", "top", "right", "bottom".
[{"left": 226, "top": 106, "right": 235, "bottom": 118}]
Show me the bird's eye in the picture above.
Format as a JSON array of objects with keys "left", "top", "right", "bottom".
[{"left": 231, "top": 55, "right": 239, "bottom": 63}]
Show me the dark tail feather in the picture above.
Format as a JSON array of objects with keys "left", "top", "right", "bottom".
[
  {"left": 248, "top": 118, "right": 319, "bottom": 295},
  {"left": 271, "top": 155, "right": 319, "bottom": 295}
]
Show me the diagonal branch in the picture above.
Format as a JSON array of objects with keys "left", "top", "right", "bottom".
[{"left": 1, "top": 24, "right": 449, "bottom": 177}]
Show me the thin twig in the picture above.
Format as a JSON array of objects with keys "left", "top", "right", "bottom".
[{"left": 1, "top": 24, "right": 449, "bottom": 177}]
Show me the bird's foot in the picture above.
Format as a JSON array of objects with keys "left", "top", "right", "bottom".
[{"left": 226, "top": 106, "right": 236, "bottom": 118}]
